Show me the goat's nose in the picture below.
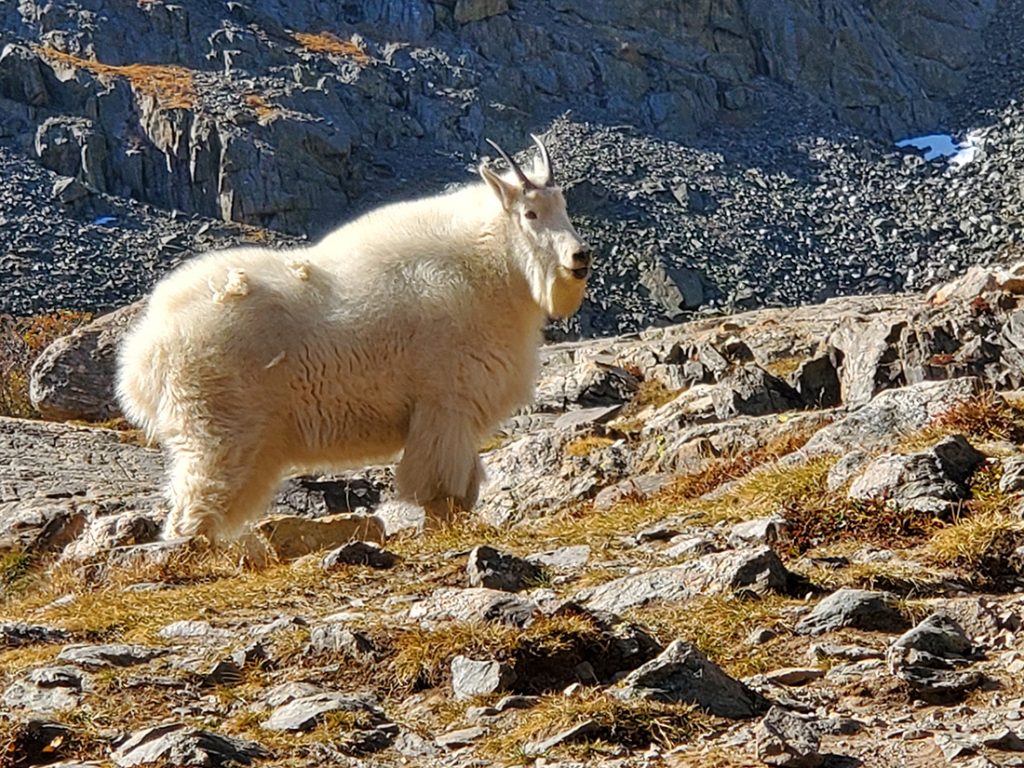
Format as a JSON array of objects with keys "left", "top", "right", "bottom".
[{"left": 571, "top": 248, "right": 592, "bottom": 280}]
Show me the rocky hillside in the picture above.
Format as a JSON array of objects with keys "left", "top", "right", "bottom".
[
  {"left": 7, "top": 265, "right": 1024, "bottom": 766},
  {"left": 1, "top": 0, "right": 1024, "bottom": 335}
]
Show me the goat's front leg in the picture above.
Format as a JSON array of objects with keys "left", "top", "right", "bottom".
[{"left": 395, "top": 405, "right": 483, "bottom": 529}]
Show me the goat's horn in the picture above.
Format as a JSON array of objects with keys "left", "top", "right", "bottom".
[
  {"left": 486, "top": 138, "right": 537, "bottom": 190},
  {"left": 530, "top": 133, "right": 554, "bottom": 187}
]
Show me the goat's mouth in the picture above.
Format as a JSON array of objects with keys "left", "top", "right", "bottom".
[{"left": 571, "top": 266, "right": 589, "bottom": 280}]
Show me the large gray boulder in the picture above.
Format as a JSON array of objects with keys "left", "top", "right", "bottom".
[{"left": 29, "top": 303, "right": 141, "bottom": 422}]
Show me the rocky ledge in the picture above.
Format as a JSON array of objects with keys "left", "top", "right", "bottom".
[{"left": 7, "top": 265, "right": 1024, "bottom": 766}]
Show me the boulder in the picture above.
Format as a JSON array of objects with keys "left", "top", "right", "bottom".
[
  {"left": 795, "top": 589, "right": 907, "bottom": 636},
  {"left": 29, "top": 303, "right": 142, "bottom": 422},
  {"left": 615, "top": 639, "right": 767, "bottom": 718},
  {"left": 466, "top": 545, "right": 544, "bottom": 592}
]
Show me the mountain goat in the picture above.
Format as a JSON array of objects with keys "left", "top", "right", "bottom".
[{"left": 117, "top": 136, "right": 592, "bottom": 543}]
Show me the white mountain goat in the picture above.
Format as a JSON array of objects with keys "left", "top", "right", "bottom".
[{"left": 116, "top": 136, "right": 592, "bottom": 542}]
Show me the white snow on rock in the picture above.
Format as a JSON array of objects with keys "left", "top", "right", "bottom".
[{"left": 896, "top": 132, "right": 982, "bottom": 168}]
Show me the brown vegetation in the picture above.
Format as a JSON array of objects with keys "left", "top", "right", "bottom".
[
  {"left": 39, "top": 46, "right": 196, "bottom": 110},
  {"left": 291, "top": 31, "right": 369, "bottom": 64}
]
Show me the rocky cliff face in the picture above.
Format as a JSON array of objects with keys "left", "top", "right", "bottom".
[{"left": 1, "top": 0, "right": 1023, "bottom": 336}]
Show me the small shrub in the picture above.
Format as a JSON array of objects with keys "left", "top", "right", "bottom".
[{"left": 0, "top": 311, "right": 92, "bottom": 419}]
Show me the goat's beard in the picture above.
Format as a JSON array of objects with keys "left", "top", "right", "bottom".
[{"left": 545, "top": 270, "right": 588, "bottom": 319}]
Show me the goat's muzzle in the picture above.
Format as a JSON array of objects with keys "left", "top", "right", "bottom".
[{"left": 571, "top": 248, "right": 593, "bottom": 280}]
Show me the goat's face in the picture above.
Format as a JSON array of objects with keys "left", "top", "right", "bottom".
[{"left": 480, "top": 136, "right": 591, "bottom": 319}]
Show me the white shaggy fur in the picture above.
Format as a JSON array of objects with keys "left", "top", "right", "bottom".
[{"left": 117, "top": 140, "right": 591, "bottom": 542}]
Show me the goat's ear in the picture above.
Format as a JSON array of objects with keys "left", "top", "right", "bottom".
[{"left": 479, "top": 163, "right": 520, "bottom": 211}]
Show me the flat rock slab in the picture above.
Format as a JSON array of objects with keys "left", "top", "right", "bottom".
[
  {"left": 110, "top": 722, "right": 268, "bottom": 767},
  {"left": 262, "top": 692, "right": 383, "bottom": 732},
  {"left": 156, "top": 620, "right": 234, "bottom": 643},
  {"left": 451, "top": 655, "right": 517, "bottom": 701},
  {"left": 576, "top": 546, "right": 792, "bottom": 614},
  {"left": 526, "top": 545, "right": 591, "bottom": 570},
  {"left": 56, "top": 643, "right": 171, "bottom": 669},
  {"left": 0, "top": 622, "right": 70, "bottom": 647},
  {"left": 409, "top": 587, "right": 539, "bottom": 628},
  {"left": 435, "top": 725, "right": 489, "bottom": 749},
  {"left": 523, "top": 720, "right": 600, "bottom": 756},
  {"left": 801, "top": 377, "right": 981, "bottom": 456},
  {"left": 0, "top": 417, "right": 162, "bottom": 503},
  {"left": 3, "top": 665, "right": 90, "bottom": 713},
  {"left": 615, "top": 639, "right": 767, "bottom": 718}
]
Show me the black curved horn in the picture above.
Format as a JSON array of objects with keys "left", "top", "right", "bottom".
[
  {"left": 485, "top": 138, "right": 537, "bottom": 190},
  {"left": 530, "top": 133, "right": 554, "bottom": 187}
]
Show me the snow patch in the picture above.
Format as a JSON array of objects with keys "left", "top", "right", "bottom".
[{"left": 896, "top": 132, "right": 982, "bottom": 169}]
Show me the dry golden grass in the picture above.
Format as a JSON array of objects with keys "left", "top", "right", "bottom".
[
  {"left": 243, "top": 93, "right": 281, "bottom": 124},
  {"left": 387, "top": 613, "right": 607, "bottom": 694},
  {"left": 539, "top": 432, "right": 822, "bottom": 552},
  {"left": 629, "top": 594, "right": 798, "bottom": 678},
  {"left": 564, "top": 434, "right": 616, "bottom": 457},
  {"left": 799, "top": 558, "right": 954, "bottom": 596},
  {"left": 39, "top": 46, "right": 196, "bottom": 110},
  {"left": 762, "top": 355, "right": 805, "bottom": 379},
  {"left": 928, "top": 510, "right": 1024, "bottom": 571},
  {"left": 292, "top": 31, "right": 369, "bottom": 63},
  {"left": 480, "top": 691, "right": 708, "bottom": 760},
  {"left": 0, "top": 552, "right": 354, "bottom": 642},
  {"left": 901, "top": 391, "right": 1024, "bottom": 451}
]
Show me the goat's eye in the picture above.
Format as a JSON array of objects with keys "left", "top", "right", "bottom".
[{"left": 524, "top": 211, "right": 537, "bottom": 220}]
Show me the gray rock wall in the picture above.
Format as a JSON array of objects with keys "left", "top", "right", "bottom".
[{"left": 0, "top": 0, "right": 998, "bottom": 237}]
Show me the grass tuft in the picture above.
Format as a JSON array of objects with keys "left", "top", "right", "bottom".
[
  {"left": 628, "top": 594, "right": 797, "bottom": 678},
  {"left": 387, "top": 613, "right": 609, "bottom": 694},
  {"left": 564, "top": 435, "right": 616, "bottom": 457},
  {"left": 39, "top": 47, "right": 196, "bottom": 110},
  {"left": 481, "top": 691, "right": 708, "bottom": 759},
  {"left": 292, "top": 31, "right": 369, "bottom": 63}
]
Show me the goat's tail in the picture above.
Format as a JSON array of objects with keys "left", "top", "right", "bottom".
[{"left": 115, "top": 311, "right": 170, "bottom": 442}]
